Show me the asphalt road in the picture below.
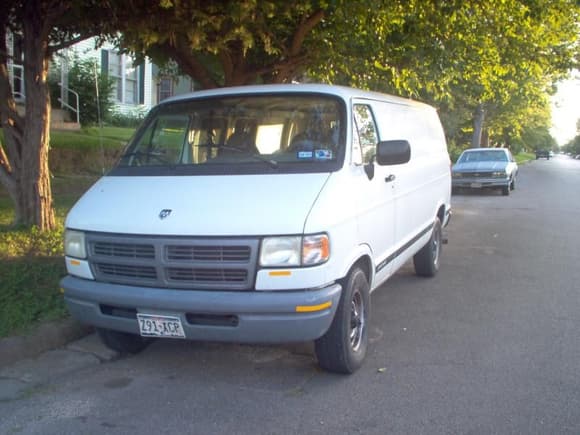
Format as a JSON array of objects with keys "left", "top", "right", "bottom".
[{"left": 1, "top": 155, "right": 580, "bottom": 434}]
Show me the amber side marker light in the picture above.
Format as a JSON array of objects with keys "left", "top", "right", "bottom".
[
  {"left": 295, "top": 301, "right": 332, "bottom": 313},
  {"left": 269, "top": 270, "right": 292, "bottom": 277}
]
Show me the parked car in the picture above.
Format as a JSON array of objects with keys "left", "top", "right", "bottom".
[
  {"left": 535, "top": 149, "right": 551, "bottom": 159},
  {"left": 60, "top": 84, "right": 452, "bottom": 374},
  {"left": 452, "top": 148, "right": 518, "bottom": 196}
]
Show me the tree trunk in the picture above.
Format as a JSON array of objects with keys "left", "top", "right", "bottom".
[
  {"left": 471, "top": 103, "right": 485, "bottom": 148},
  {"left": 19, "top": 0, "right": 55, "bottom": 229}
]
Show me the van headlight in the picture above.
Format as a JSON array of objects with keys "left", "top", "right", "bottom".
[
  {"left": 64, "top": 230, "right": 87, "bottom": 259},
  {"left": 260, "top": 234, "right": 330, "bottom": 267}
]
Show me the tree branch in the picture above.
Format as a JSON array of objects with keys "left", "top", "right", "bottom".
[
  {"left": 289, "top": 9, "right": 325, "bottom": 57},
  {"left": 166, "top": 38, "right": 219, "bottom": 89}
]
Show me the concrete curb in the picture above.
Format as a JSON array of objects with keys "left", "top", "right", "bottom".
[{"left": 0, "top": 318, "right": 93, "bottom": 369}]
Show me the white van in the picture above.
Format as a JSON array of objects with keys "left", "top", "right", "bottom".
[{"left": 61, "top": 84, "right": 451, "bottom": 373}]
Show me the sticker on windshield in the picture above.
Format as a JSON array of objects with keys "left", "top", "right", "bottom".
[
  {"left": 297, "top": 151, "right": 314, "bottom": 159},
  {"left": 315, "top": 149, "right": 333, "bottom": 160}
]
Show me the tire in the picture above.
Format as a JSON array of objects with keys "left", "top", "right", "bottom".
[
  {"left": 96, "top": 327, "right": 151, "bottom": 354},
  {"left": 315, "top": 267, "right": 370, "bottom": 374},
  {"left": 501, "top": 185, "right": 510, "bottom": 196},
  {"left": 413, "top": 217, "right": 442, "bottom": 277},
  {"left": 510, "top": 177, "right": 516, "bottom": 191}
]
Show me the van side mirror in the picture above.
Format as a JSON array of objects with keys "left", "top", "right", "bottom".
[{"left": 376, "top": 140, "right": 411, "bottom": 165}]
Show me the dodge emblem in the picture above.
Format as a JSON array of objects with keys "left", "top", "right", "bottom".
[{"left": 159, "top": 209, "right": 172, "bottom": 220}]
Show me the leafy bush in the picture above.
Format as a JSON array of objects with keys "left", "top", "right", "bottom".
[
  {"left": 107, "top": 109, "right": 147, "bottom": 128},
  {"left": 49, "top": 57, "right": 115, "bottom": 126}
]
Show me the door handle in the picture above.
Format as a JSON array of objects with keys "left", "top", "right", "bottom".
[{"left": 385, "top": 174, "right": 396, "bottom": 183}]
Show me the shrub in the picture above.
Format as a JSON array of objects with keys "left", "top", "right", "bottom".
[
  {"left": 107, "top": 109, "right": 147, "bottom": 128},
  {"left": 49, "top": 57, "right": 115, "bottom": 126}
]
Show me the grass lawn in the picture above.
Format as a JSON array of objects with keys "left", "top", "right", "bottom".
[
  {"left": 515, "top": 151, "right": 536, "bottom": 164},
  {"left": 0, "top": 178, "right": 100, "bottom": 337}
]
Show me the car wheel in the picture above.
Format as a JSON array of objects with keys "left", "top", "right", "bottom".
[
  {"left": 314, "top": 266, "right": 370, "bottom": 374},
  {"left": 502, "top": 185, "right": 510, "bottom": 196},
  {"left": 96, "top": 327, "right": 151, "bottom": 354},
  {"left": 510, "top": 177, "right": 516, "bottom": 191},
  {"left": 413, "top": 217, "right": 442, "bottom": 277}
]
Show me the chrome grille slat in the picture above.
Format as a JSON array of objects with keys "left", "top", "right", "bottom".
[
  {"left": 167, "top": 268, "right": 247, "bottom": 283},
  {"left": 166, "top": 245, "right": 251, "bottom": 262},
  {"left": 96, "top": 263, "right": 157, "bottom": 280},
  {"left": 93, "top": 242, "right": 155, "bottom": 259},
  {"left": 87, "top": 234, "right": 258, "bottom": 291}
]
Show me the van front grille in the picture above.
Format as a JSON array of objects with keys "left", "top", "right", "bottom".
[{"left": 87, "top": 234, "right": 258, "bottom": 291}]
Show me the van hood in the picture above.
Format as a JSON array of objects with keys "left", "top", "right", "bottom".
[{"left": 66, "top": 174, "right": 330, "bottom": 236}]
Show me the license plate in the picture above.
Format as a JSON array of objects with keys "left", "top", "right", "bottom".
[
  {"left": 470, "top": 182, "right": 482, "bottom": 188},
  {"left": 137, "top": 313, "right": 186, "bottom": 338}
]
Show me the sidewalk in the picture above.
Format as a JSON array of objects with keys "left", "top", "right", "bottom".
[
  {"left": 0, "top": 318, "right": 92, "bottom": 369},
  {"left": 0, "top": 319, "right": 120, "bottom": 402}
]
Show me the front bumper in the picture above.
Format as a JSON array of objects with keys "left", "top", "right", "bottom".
[
  {"left": 61, "top": 276, "right": 341, "bottom": 343},
  {"left": 452, "top": 177, "right": 510, "bottom": 189}
]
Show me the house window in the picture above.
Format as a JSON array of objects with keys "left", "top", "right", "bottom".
[
  {"left": 158, "top": 77, "right": 173, "bottom": 101},
  {"left": 124, "top": 57, "right": 138, "bottom": 104},
  {"left": 104, "top": 50, "right": 140, "bottom": 105}
]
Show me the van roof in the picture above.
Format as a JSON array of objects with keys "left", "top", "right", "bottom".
[{"left": 160, "top": 83, "right": 432, "bottom": 109}]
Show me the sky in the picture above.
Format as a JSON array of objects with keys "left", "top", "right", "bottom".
[{"left": 550, "top": 71, "right": 580, "bottom": 146}]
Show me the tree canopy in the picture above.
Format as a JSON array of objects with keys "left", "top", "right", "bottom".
[{"left": 114, "top": 0, "right": 579, "bottom": 150}]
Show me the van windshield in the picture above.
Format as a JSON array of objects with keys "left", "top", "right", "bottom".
[{"left": 114, "top": 94, "right": 345, "bottom": 175}]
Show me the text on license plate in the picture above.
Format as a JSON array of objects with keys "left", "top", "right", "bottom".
[{"left": 137, "top": 313, "right": 186, "bottom": 338}]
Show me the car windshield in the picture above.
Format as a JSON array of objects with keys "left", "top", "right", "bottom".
[
  {"left": 458, "top": 150, "right": 508, "bottom": 163},
  {"left": 114, "top": 94, "right": 345, "bottom": 175}
]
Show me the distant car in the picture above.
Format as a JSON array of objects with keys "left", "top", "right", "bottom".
[
  {"left": 452, "top": 148, "right": 518, "bottom": 196},
  {"left": 536, "top": 149, "right": 551, "bottom": 159}
]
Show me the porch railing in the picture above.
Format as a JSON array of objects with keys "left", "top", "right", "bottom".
[
  {"left": 8, "top": 63, "right": 81, "bottom": 124},
  {"left": 8, "top": 63, "right": 25, "bottom": 100},
  {"left": 57, "top": 84, "right": 80, "bottom": 124}
]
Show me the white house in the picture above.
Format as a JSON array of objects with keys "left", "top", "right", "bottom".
[{"left": 6, "top": 33, "right": 197, "bottom": 125}]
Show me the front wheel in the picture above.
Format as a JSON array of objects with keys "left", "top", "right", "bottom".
[
  {"left": 96, "top": 328, "right": 151, "bottom": 354},
  {"left": 315, "top": 267, "right": 370, "bottom": 374},
  {"left": 413, "top": 217, "right": 442, "bottom": 277}
]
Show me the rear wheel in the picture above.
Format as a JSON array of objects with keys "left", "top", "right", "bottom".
[
  {"left": 96, "top": 328, "right": 151, "bottom": 354},
  {"left": 413, "top": 217, "right": 442, "bottom": 277},
  {"left": 315, "top": 267, "right": 370, "bottom": 374}
]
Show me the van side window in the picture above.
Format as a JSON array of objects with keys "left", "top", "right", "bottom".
[{"left": 353, "top": 104, "right": 379, "bottom": 164}]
